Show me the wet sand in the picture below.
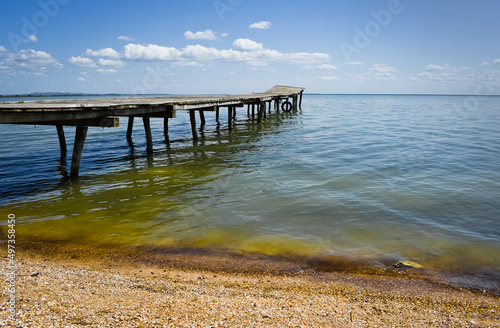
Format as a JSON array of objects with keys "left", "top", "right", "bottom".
[{"left": 1, "top": 240, "right": 499, "bottom": 327}]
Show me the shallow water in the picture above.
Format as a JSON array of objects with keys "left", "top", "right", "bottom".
[{"left": 1, "top": 94, "right": 500, "bottom": 272}]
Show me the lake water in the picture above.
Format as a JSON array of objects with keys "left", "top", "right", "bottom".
[{"left": 1, "top": 94, "right": 500, "bottom": 275}]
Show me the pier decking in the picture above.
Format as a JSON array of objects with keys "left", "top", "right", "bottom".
[{"left": 0, "top": 85, "right": 304, "bottom": 176}]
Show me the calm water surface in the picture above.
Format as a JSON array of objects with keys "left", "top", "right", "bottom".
[{"left": 1, "top": 94, "right": 499, "bottom": 272}]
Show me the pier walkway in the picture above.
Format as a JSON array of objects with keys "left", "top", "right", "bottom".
[{"left": 0, "top": 85, "right": 304, "bottom": 176}]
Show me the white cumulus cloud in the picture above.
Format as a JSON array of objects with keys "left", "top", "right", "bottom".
[
  {"left": 98, "top": 58, "right": 125, "bottom": 67},
  {"left": 425, "top": 64, "right": 449, "bottom": 71},
  {"left": 346, "top": 61, "right": 364, "bottom": 65},
  {"left": 233, "top": 38, "right": 264, "bottom": 51},
  {"left": 85, "top": 47, "right": 121, "bottom": 59},
  {"left": 8, "top": 49, "right": 61, "bottom": 68},
  {"left": 286, "top": 52, "right": 330, "bottom": 64},
  {"left": 249, "top": 21, "right": 272, "bottom": 29},
  {"left": 317, "top": 76, "right": 341, "bottom": 81},
  {"left": 28, "top": 35, "right": 38, "bottom": 42},
  {"left": 118, "top": 35, "right": 135, "bottom": 42},
  {"left": 494, "top": 59, "right": 500, "bottom": 65},
  {"left": 0, "top": 46, "right": 8, "bottom": 52},
  {"left": 96, "top": 68, "right": 117, "bottom": 74},
  {"left": 0, "top": 49, "right": 62, "bottom": 75},
  {"left": 367, "top": 64, "right": 399, "bottom": 81},
  {"left": 77, "top": 76, "right": 86, "bottom": 82},
  {"left": 75, "top": 41, "right": 330, "bottom": 68},
  {"left": 123, "top": 43, "right": 181, "bottom": 61},
  {"left": 317, "top": 64, "right": 338, "bottom": 70},
  {"left": 410, "top": 64, "right": 472, "bottom": 82},
  {"left": 184, "top": 29, "right": 217, "bottom": 40},
  {"left": 69, "top": 56, "right": 97, "bottom": 67}
]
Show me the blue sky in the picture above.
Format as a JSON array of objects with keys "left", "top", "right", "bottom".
[{"left": 1, "top": 0, "right": 500, "bottom": 95}]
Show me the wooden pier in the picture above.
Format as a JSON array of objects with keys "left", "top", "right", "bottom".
[{"left": 0, "top": 85, "right": 304, "bottom": 177}]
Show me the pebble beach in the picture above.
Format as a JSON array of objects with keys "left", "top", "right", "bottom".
[{"left": 1, "top": 240, "right": 499, "bottom": 327}]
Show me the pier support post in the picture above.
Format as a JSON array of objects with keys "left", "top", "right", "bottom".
[
  {"left": 252, "top": 104, "right": 255, "bottom": 118},
  {"left": 163, "top": 117, "right": 169, "bottom": 138},
  {"left": 199, "top": 110, "right": 206, "bottom": 127},
  {"left": 227, "top": 106, "right": 233, "bottom": 129},
  {"left": 299, "top": 91, "right": 303, "bottom": 109},
  {"left": 70, "top": 126, "right": 88, "bottom": 177},
  {"left": 292, "top": 95, "right": 298, "bottom": 111},
  {"left": 142, "top": 116, "right": 153, "bottom": 154},
  {"left": 257, "top": 102, "right": 264, "bottom": 123},
  {"left": 189, "top": 110, "right": 198, "bottom": 140},
  {"left": 216, "top": 107, "right": 220, "bottom": 123},
  {"left": 126, "top": 117, "right": 134, "bottom": 141},
  {"left": 56, "top": 125, "right": 67, "bottom": 156}
]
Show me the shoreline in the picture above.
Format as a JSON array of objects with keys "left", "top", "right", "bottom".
[{"left": 1, "top": 239, "right": 499, "bottom": 327}]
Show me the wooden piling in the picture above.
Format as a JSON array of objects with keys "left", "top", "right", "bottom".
[
  {"left": 216, "top": 106, "right": 220, "bottom": 123},
  {"left": 126, "top": 117, "right": 134, "bottom": 141},
  {"left": 227, "top": 106, "right": 233, "bottom": 129},
  {"left": 189, "top": 110, "right": 198, "bottom": 140},
  {"left": 142, "top": 116, "right": 153, "bottom": 154},
  {"left": 56, "top": 125, "right": 67, "bottom": 156},
  {"left": 163, "top": 117, "right": 169, "bottom": 138},
  {"left": 299, "top": 91, "right": 303, "bottom": 109},
  {"left": 199, "top": 110, "right": 206, "bottom": 127},
  {"left": 257, "top": 103, "right": 264, "bottom": 123},
  {"left": 70, "top": 126, "right": 88, "bottom": 177},
  {"left": 292, "top": 95, "right": 298, "bottom": 111}
]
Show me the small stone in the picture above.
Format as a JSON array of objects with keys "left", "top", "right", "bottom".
[
  {"left": 262, "top": 315, "right": 270, "bottom": 319},
  {"left": 30, "top": 272, "right": 40, "bottom": 277},
  {"left": 393, "top": 260, "right": 423, "bottom": 269}
]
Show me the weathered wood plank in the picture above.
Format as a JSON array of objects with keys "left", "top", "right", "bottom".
[
  {"left": 189, "top": 110, "right": 198, "bottom": 140},
  {"left": 56, "top": 125, "right": 67, "bottom": 156},
  {"left": 70, "top": 126, "right": 88, "bottom": 177},
  {"left": 143, "top": 116, "right": 153, "bottom": 154},
  {"left": 126, "top": 117, "right": 134, "bottom": 141},
  {"left": 26, "top": 117, "right": 119, "bottom": 127}
]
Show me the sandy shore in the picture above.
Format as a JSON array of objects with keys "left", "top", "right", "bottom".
[{"left": 1, "top": 240, "right": 499, "bottom": 327}]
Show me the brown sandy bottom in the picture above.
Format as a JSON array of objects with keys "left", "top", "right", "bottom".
[{"left": 1, "top": 240, "right": 499, "bottom": 327}]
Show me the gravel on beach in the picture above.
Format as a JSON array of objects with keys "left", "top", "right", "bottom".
[{"left": 1, "top": 241, "right": 499, "bottom": 327}]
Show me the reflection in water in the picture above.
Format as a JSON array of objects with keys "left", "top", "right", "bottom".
[{"left": 2, "top": 109, "right": 304, "bottom": 251}]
